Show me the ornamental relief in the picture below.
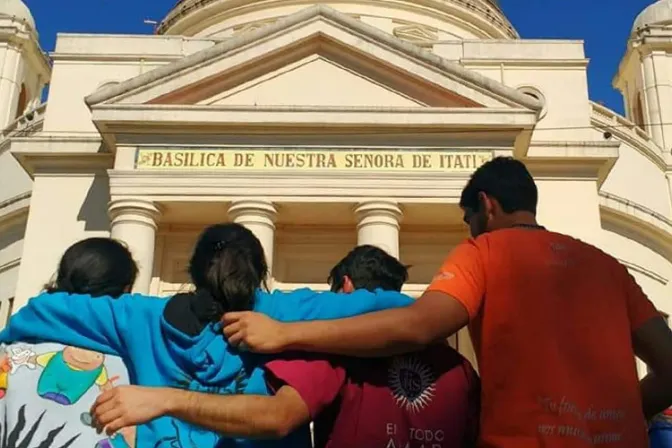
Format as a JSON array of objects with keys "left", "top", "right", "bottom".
[
  {"left": 392, "top": 24, "right": 438, "bottom": 43},
  {"left": 233, "top": 18, "right": 278, "bottom": 36}
]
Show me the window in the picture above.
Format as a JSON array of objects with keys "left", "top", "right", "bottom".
[
  {"left": 14, "top": 85, "right": 27, "bottom": 119},
  {"left": 0, "top": 297, "right": 14, "bottom": 330},
  {"left": 633, "top": 92, "right": 645, "bottom": 129}
]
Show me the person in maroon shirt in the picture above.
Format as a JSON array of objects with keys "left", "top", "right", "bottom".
[
  {"left": 265, "top": 245, "right": 480, "bottom": 448},
  {"left": 89, "top": 245, "right": 480, "bottom": 447}
]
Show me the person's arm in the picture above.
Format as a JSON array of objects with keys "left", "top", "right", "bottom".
[
  {"left": 283, "top": 291, "right": 469, "bottom": 356},
  {"left": 91, "top": 357, "right": 346, "bottom": 439},
  {"left": 622, "top": 269, "right": 672, "bottom": 420},
  {"left": 0, "top": 292, "right": 155, "bottom": 355},
  {"left": 634, "top": 318, "right": 672, "bottom": 420},
  {"left": 92, "top": 385, "right": 309, "bottom": 439},
  {"left": 224, "top": 240, "right": 485, "bottom": 356},
  {"left": 167, "top": 386, "right": 310, "bottom": 439},
  {"left": 270, "top": 288, "right": 414, "bottom": 322}
]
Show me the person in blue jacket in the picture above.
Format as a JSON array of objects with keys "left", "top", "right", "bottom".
[
  {"left": 0, "top": 223, "right": 414, "bottom": 448},
  {"left": 0, "top": 237, "right": 139, "bottom": 448}
]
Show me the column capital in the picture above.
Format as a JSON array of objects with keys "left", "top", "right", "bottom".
[
  {"left": 228, "top": 199, "right": 277, "bottom": 227},
  {"left": 228, "top": 199, "right": 277, "bottom": 278},
  {"left": 108, "top": 198, "right": 161, "bottom": 230},
  {"left": 354, "top": 200, "right": 403, "bottom": 229}
]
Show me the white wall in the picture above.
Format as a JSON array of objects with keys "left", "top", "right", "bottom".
[
  {"left": 13, "top": 174, "right": 111, "bottom": 309},
  {"left": 601, "top": 142, "right": 671, "bottom": 217},
  {"left": 42, "top": 34, "right": 219, "bottom": 133},
  {"left": 0, "top": 219, "right": 26, "bottom": 327},
  {"left": 0, "top": 151, "right": 32, "bottom": 202},
  {"left": 536, "top": 179, "right": 603, "bottom": 246}
]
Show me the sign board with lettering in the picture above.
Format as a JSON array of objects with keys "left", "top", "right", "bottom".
[{"left": 135, "top": 148, "right": 492, "bottom": 172}]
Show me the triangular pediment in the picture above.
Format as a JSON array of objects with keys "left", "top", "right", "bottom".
[
  {"left": 202, "top": 55, "right": 424, "bottom": 108},
  {"left": 85, "top": 5, "right": 541, "bottom": 112}
]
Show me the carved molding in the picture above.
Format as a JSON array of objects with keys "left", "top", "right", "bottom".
[
  {"left": 233, "top": 18, "right": 277, "bottom": 36},
  {"left": 393, "top": 24, "right": 438, "bottom": 43}
]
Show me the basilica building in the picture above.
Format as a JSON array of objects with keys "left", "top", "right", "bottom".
[{"left": 1, "top": 0, "right": 671, "bottom": 371}]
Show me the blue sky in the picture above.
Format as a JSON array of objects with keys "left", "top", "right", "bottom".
[{"left": 25, "top": 0, "right": 653, "bottom": 114}]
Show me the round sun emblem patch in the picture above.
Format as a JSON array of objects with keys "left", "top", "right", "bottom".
[{"left": 388, "top": 355, "right": 436, "bottom": 413}]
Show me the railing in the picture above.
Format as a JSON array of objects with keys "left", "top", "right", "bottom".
[
  {"left": 0, "top": 191, "right": 31, "bottom": 213},
  {"left": 157, "top": 0, "right": 517, "bottom": 38},
  {"left": 599, "top": 191, "right": 672, "bottom": 234},
  {"left": 0, "top": 102, "right": 46, "bottom": 143},
  {"left": 590, "top": 101, "right": 665, "bottom": 167},
  {"left": 448, "top": 0, "right": 517, "bottom": 37}
]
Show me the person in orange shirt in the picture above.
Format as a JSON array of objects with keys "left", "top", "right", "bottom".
[{"left": 223, "top": 156, "right": 672, "bottom": 447}]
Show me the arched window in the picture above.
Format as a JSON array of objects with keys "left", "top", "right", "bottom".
[{"left": 14, "top": 84, "right": 27, "bottom": 119}]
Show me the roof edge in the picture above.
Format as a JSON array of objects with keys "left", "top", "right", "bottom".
[{"left": 85, "top": 4, "right": 541, "bottom": 111}]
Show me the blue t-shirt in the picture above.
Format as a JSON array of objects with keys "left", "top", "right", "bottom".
[{"left": 0, "top": 288, "right": 413, "bottom": 448}]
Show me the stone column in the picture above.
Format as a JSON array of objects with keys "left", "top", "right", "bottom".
[
  {"left": 354, "top": 200, "right": 402, "bottom": 258},
  {"left": 228, "top": 200, "right": 277, "bottom": 276},
  {"left": 0, "top": 44, "right": 22, "bottom": 129},
  {"left": 108, "top": 199, "right": 161, "bottom": 294},
  {"left": 641, "top": 51, "right": 666, "bottom": 149}
]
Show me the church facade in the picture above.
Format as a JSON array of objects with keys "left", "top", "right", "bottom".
[{"left": 1, "top": 0, "right": 671, "bottom": 370}]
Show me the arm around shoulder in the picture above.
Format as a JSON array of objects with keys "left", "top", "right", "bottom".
[
  {"left": 277, "top": 288, "right": 414, "bottom": 322},
  {"left": 0, "top": 293, "right": 154, "bottom": 355},
  {"left": 282, "top": 290, "right": 470, "bottom": 356},
  {"left": 225, "top": 241, "right": 482, "bottom": 356},
  {"left": 166, "top": 385, "right": 310, "bottom": 439}
]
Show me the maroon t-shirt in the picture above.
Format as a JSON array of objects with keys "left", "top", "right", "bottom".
[{"left": 265, "top": 345, "right": 480, "bottom": 448}]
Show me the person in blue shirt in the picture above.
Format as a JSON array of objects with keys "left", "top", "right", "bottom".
[
  {"left": 0, "top": 223, "right": 414, "bottom": 448},
  {"left": 0, "top": 237, "right": 138, "bottom": 448}
]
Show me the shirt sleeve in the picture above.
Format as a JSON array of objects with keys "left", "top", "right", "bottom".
[
  {"left": 0, "top": 292, "right": 154, "bottom": 357},
  {"left": 270, "top": 289, "right": 414, "bottom": 321},
  {"left": 265, "top": 357, "right": 346, "bottom": 419},
  {"left": 622, "top": 267, "right": 660, "bottom": 331},
  {"left": 426, "top": 239, "right": 486, "bottom": 319}
]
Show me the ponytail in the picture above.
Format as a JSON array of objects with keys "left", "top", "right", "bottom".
[{"left": 189, "top": 223, "right": 268, "bottom": 321}]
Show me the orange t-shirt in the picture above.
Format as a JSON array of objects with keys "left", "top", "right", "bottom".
[{"left": 427, "top": 228, "right": 659, "bottom": 448}]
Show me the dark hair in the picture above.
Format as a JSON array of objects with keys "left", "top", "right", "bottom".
[
  {"left": 459, "top": 156, "right": 538, "bottom": 214},
  {"left": 45, "top": 237, "right": 138, "bottom": 298},
  {"left": 328, "top": 245, "right": 409, "bottom": 292},
  {"left": 188, "top": 223, "right": 268, "bottom": 316}
]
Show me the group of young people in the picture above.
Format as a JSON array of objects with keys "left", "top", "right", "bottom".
[{"left": 1, "top": 156, "right": 671, "bottom": 448}]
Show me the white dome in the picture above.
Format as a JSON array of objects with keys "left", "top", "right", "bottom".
[
  {"left": 633, "top": 0, "right": 672, "bottom": 33},
  {"left": 0, "top": 0, "right": 35, "bottom": 30}
]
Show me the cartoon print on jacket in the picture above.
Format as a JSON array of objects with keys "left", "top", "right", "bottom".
[
  {"left": 11, "top": 346, "right": 114, "bottom": 406},
  {"left": 1, "top": 343, "right": 136, "bottom": 448}
]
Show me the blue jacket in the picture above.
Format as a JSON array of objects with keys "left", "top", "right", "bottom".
[{"left": 0, "top": 288, "right": 413, "bottom": 448}]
